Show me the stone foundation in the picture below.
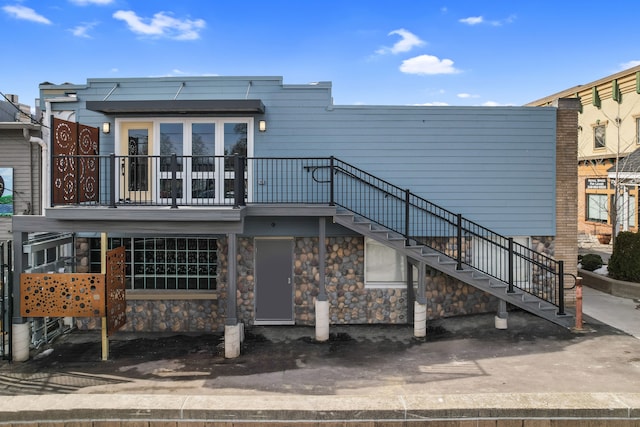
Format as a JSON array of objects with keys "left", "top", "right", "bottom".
[{"left": 77, "top": 234, "right": 568, "bottom": 332}]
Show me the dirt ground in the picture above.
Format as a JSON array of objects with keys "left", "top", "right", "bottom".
[{"left": 1, "top": 310, "right": 639, "bottom": 397}]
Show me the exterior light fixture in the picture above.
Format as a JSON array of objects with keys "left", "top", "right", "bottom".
[
  {"left": 259, "top": 120, "right": 267, "bottom": 132},
  {"left": 102, "top": 122, "right": 111, "bottom": 134}
]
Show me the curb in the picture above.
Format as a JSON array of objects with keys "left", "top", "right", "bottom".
[
  {"left": 0, "top": 393, "right": 639, "bottom": 424},
  {"left": 580, "top": 269, "right": 640, "bottom": 300}
]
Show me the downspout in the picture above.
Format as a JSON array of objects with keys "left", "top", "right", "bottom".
[
  {"left": 22, "top": 128, "right": 34, "bottom": 214},
  {"left": 24, "top": 126, "right": 47, "bottom": 214},
  {"left": 22, "top": 128, "right": 46, "bottom": 214}
]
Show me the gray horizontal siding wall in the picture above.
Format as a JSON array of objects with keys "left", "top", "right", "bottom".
[
  {"left": 258, "top": 101, "right": 557, "bottom": 236},
  {"left": 44, "top": 76, "right": 556, "bottom": 236},
  {"left": 0, "top": 129, "right": 41, "bottom": 240}
]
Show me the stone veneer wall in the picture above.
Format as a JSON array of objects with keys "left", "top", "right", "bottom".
[
  {"left": 74, "top": 234, "right": 564, "bottom": 332},
  {"left": 293, "top": 236, "right": 498, "bottom": 324}
]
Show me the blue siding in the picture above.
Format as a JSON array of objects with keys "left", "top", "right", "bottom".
[{"left": 42, "top": 76, "right": 557, "bottom": 236}]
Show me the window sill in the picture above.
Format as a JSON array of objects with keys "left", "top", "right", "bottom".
[
  {"left": 126, "top": 290, "right": 218, "bottom": 300},
  {"left": 364, "top": 283, "right": 406, "bottom": 290}
]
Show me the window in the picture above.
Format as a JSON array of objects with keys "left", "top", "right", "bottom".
[
  {"left": 594, "top": 124, "right": 606, "bottom": 149},
  {"left": 586, "top": 194, "right": 608, "bottom": 223},
  {"left": 91, "top": 237, "right": 218, "bottom": 290},
  {"left": 636, "top": 117, "right": 640, "bottom": 144},
  {"left": 117, "top": 118, "right": 253, "bottom": 204},
  {"left": 365, "top": 237, "right": 415, "bottom": 287}
]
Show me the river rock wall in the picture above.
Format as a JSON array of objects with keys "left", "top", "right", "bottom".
[{"left": 73, "top": 234, "right": 559, "bottom": 332}]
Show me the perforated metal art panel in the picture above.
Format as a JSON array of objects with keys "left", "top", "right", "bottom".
[
  {"left": 106, "top": 246, "right": 126, "bottom": 336},
  {"left": 20, "top": 273, "right": 105, "bottom": 317},
  {"left": 52, "top": 118, "right": 99, "bottom": 205}
]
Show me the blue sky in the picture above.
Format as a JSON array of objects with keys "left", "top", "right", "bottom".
[{"left": 2, "top": 0, "right": 640, "bottom": 109}]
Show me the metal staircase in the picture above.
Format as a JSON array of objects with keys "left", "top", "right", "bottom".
[
  {"left": 334, "top": 211, "right": 574, "bottom": 328},
  {"left": 326, "top": 158, "right": 575, "bottom": 328}
]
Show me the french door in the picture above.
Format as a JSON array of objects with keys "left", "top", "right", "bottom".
[{"left": 118, "top": 118, "right": 252, "bottom": 204}]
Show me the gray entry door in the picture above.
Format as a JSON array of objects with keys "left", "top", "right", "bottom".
[{"left": 255, "top": 238, "right": 294, "bottom": 324}]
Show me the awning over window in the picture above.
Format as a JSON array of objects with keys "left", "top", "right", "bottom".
[{"left": 86, "top": 99, "right": 265, "bottom": 115}]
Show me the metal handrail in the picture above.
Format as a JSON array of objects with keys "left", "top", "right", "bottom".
[{"left": 49, "top": 153, "right": 565, "bottom": 311}]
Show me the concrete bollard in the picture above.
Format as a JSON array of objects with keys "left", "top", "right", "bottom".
[
  {"left": 224, "top": 323, "right": 241, "bottom": 359},
  {"left": 315, "top": 299, "right": 330, "bottom": 342},
  {"left": 12, "top": 322, "right": 31, "bottom": 362},
  {"left": 414, "top": 301, "right": 427, "bottom": 338}
]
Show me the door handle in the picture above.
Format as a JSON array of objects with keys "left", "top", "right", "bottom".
[{"left": 121, "top": 158, "right": 126, "bottom": 176}]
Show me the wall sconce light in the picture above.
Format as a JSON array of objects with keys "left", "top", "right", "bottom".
[
  {"left": 259, "top": 120, "right": 267, "bottom": 132},
  {"left": 102, "top": 122, "right": 111, "bottom": 134}
]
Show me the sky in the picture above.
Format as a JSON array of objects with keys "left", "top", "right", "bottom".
[{"left": 2, "top": 0, "right": 640, "bottom": 110}]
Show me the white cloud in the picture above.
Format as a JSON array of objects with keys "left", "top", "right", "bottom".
[
  {"left": 376, "top": 28, "right": 425, "bottom": 55},
  {"left": 414, "top": 102, "right": 449, "bottom": 106},
  {"left": 113, "top": 10, "right": 206, "bottom": 40},
  {"left": 70, "top": 22, "right": 97, "bottom": 38},
  {"left": 457, "top": 93, "right": 479, "bottom": 99},
  {"left": 621, "top": 60, "right": 640, "bottom": 70},
  {"left": 69, "top": 0, "right": 114, "bottom": 5},
  {"left": 481, "top": 101, "right": 514, "bottom": 106},
  {"left": 460, "top": 14, "right": 516, "bottom": 26},
  {"left": 399, "top": 55, "right": 460, "bottom": 75},
  {"left": 459, "top": 16, "right": 483, "bottom": 25},
  {"left": 2, "top": 5, "right": 51, "bottom": 24}
]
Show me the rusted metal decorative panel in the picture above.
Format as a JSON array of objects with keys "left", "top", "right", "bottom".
[
  {"left": 52, "top": 117, "right": 78, "bottom": 205},
  {"left": 20, "top": 273, "right": 105, "bottom": 317},
  {"left": 106, "top": 246, "right": 126, "bottom": 336},
  {"left": 52, "top": 118, "right": 99, "bottom": 205},
  {"left": 78, "top": 124, "right": 99, "bottom": 203}
]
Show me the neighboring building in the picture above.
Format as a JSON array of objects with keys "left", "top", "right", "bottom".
[
  {"left": 0, "top": 95, "right": 42, "bottom": 236},
  {"left": 0, "top": 94, "right": 42, "bottom": 359},
  {"left": 11, "top": 76, "right": 578, "bottom": 358},
  {"left": 528, "top": 65, "right": 640, "bottom": 243}
]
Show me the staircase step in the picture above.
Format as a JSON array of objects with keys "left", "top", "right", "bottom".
[{"left": 334, "top": 208, "right": 574, "bottom": 329}]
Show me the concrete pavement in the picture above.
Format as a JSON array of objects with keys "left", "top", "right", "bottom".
[
  {"left": 0, "top": 299, "right": 639, "bottom": 424},
  {"left": 1, "top": 231, "right": 640, "bottom": 426},
  {"left": 583, "top": 285, "right": 640, "bottom": 339}
]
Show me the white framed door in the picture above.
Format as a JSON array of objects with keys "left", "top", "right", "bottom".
[{"left": 116, "top": 118, "right": 253, "bottom": 204}]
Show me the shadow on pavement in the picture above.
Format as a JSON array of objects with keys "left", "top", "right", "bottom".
[{"left": 0, "top": 310, "right": 636, "bottom": 396}]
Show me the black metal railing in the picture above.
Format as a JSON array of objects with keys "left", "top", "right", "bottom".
[
  {"left": 50, "top": 154, "right": 565, "bottom": 312},
  {"left": 328, "top": 157, "right": 565, "bottom": 313}
]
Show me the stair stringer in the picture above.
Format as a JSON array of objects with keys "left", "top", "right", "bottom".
[{"left": 333, "top": 211, "right": 574, "bottom": 329}]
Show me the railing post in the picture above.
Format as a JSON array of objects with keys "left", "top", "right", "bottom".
[
  {"left": 329, "top": 156, "right": 335, "bottom": 206},
  {"left": 456, "top": 214, "right": 463, "bottom": 270},
  {"left": 575, "top": 276, "right": 583, "bottom": 330},
  {"left": 507, "top": 237, "right": 514, "bottom": 293},
  {"left": 170, "top": 153, "right": 178, "bottom": 209},
  {"left": 109, "top": 154, "right": 116, "bottom": 208},
  {"left": 405, "top": 189, "right": 411, "bottom": 246},
  {"left": 557, "top": 260, "right": 565, "bottom": 315}
]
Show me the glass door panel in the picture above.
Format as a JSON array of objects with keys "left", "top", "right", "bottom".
[
  {"left": 191, "top": 123, "right": 216, "bottom": 201},
  {"left": 120, "top": 122, "right": 153, "bottom": 203},
  {"left": 159, "top": 123, "right": 184, "bottom": 201}
]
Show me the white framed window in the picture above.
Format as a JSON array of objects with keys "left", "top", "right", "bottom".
[
  {"left": 365, "top": 237, "right": 416, "bottom": 288},
  {"left": 586, "top": 194, "right": 608, "bottom": 223},
  {"left": 116, "top": 117, "right": 253, "bottom": 204}
]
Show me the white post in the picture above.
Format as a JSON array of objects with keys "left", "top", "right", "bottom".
[
  {"left": 495, "top": 299, "right": 508, "bottom": 329},
  {"left": 315, "top": 299, "right": 330, "bottom": 341},
  {"left": 224, "top": 323, "right": 241, "bottom": 358},
  {"left": 12, "top": 323, "right": 31, "bottom": 362},
  {"left": 414, "top": 301, "right": 427, "bottom": 338}
]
